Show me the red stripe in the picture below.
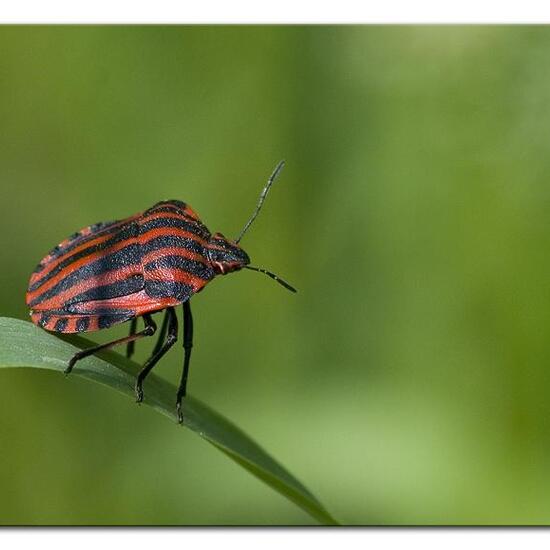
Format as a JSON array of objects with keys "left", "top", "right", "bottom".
[
  {"left": 27, "top": 238, "right": 141, "bottom": 303},
  {"left": 140, "top": 211, "right": 195, "bottom": 224},
  {"left": 30, "top": 266, "right": 142, "bottom": 311},
  {"left": 30, "top": 231, "right": 117, "bottom": 287},
  {"left": 28, "top": 226, "right": 208, "bottom": 303},
  {"left": 29, "top": 216, "right": 138, "bottom": 287},
  {"left": 145, "top": 268, "right": 206, "bottom": 292},
  {"left": 65, "top": 317, "right": 78, "bottom": 333},
  {"left": 68, "top": 289, "right": 165, "bottom": 313},
  {"left": 141, "top": 246, "right": 208, "bottom": 266}
]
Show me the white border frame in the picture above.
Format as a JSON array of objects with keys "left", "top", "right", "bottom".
[{"left": 2, "top": 0, "right": 550, "bottom": 24}]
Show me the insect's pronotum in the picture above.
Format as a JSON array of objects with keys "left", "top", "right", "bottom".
[{"left": 26, "top": 161, "right": 295, "bottom": 423}]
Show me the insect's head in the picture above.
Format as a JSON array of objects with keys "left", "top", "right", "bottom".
[
  {"left": 209, "top": 161, "right": 297, "bottom": 293},
  {"left": 207, "top": 233, "right": 250, "bottom": 274}
]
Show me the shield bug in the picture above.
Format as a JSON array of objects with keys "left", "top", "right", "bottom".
[{"left": 26, "top": 161, "right": 295, "bottom": 423}]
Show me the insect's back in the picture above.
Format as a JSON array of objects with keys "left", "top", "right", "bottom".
[
  {"left": 137, "top": 200, "right": 215, "bottom": 304},
  {"left": 27, "top": 200, "right": 215, "bottom": 333}
]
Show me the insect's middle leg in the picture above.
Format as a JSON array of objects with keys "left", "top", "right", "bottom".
[
  {"left": 151, "top": 309, "right": 170, "bottom": 355},
  {"left": 126, "top": 311, "right": 169, "bottom": 359},
  {"left": 135, "top": 307, "right": 178, "bottom": 403},
  {"left": 65, "top": 314, "right": 157, "bottom": 375}
]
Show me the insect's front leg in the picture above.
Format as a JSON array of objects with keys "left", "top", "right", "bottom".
[{"left": 176, "top": 301, "right": 193, "bottom": 424}]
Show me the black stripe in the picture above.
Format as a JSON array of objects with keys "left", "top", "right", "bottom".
[
  {"left": 28, "top": 244, "right": 142, "bottom": 308},
  {"left": 98, "top": 313, "right": 133, "bottom": 329},
  {"left": 68, "top": 231, "right": 82, "bottom": 242},
  {"left": 93, "top": 308, "right": 134, "bottom": 315},
  {"left": 140, "top": 216, "right": 210, "bottom": 240},
  {"left": 28, "top": 222, "right": 139, "bottom": 293},
  {"left": 38, "top": 313, "right": 51, "bottom": 328},
  {"left": 145, "top": 201, "right": 187, "bottom": 213},
  {"left": 144, "top": 255, "right": 214, "bottom": 281},
  {"left": 89, "top": 220, "right": 121, "bottom": 233},
  {"left": 28, "top": 218, "right": 209, "bottom": 294},
  {"left": 44, "top": 219, "right": 123, "bottom": 261},
  {"left": 33, "top": 262, "right": 45, "bottom": 274},
  {"left": 47, "top": 244, "right": 63, "bottom": 260},
  {"left": 66, "top": 276, "right": 144, "bottom": 308},
  {"left": 146, "top": 280, "right": 193, "bottom": 302},
  {"left": 145, "top": 207, "right": 186, "bottom": 216},
  {"left": 142, "top": 235, "right": 206, "bottom": 256},
  {"left": 155, "top": 200, "right": 186, "bottom": 207},
  {"left": 209, "top": 237, "right": 233, "bottom": 249},
  {"left": 76, "top": 317, "right": 90, "bottom": 332},
  {"left": 54, "top": 318, "right": 68, "bottom": 332}
]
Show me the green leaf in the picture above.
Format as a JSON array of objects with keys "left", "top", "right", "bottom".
[{"left": 0, "top": 317, "right": 338, "bottom": 525}]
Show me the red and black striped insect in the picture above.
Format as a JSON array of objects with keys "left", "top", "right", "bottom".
[{"left": 26, "top": 161, "right": 295, "bottom": 423}]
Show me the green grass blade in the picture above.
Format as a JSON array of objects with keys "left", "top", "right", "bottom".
[{"left": 0, "top": 317, "right": 338, "bottom": 525}]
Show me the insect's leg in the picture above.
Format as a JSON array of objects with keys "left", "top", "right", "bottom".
[
  {"left": 151, "top": 309, "right": 170, "bottom": 356},
  {"left": 65, "top": 314, "right": 156, "bottom": 375},
  {"left": 126, "top": 318, "right": 138, "bottom": 358},
  {"left": 135, "top": 307, "right": 178, "bottom": 404},
  {"left": 127, "top": 311, "right": 168, "bottom": 360},
  {"left": 176, "top": 301, "right": 193, "bottom": 424}
]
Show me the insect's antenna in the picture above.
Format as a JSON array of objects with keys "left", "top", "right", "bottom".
[
  {"left": 245, "top": 265, "right": 297, "bottom": 293},
  {"left": 235, "top": 160, "right": 286, "bottom": 244}
]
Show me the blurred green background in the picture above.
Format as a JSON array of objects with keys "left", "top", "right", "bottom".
[{"left": 1, "top": 25, "right": 550, "bottom": 525}]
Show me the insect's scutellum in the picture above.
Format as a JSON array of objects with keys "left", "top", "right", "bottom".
[{"left": 26, "top": 161, "right": 296, "bottom": 423}]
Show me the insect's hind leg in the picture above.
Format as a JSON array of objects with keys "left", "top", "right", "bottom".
[
  {"left": 176, "top": 301, "right": 193, "bottom": 424},
  {"left": 65, "top": 314, "right": 157, "bottom": 375},
  {"left": 135, "top": 307, "right": 178, "bottom": 404},
  {"left": 151, "top": 309, "right": 170, "bottom": 355}
]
